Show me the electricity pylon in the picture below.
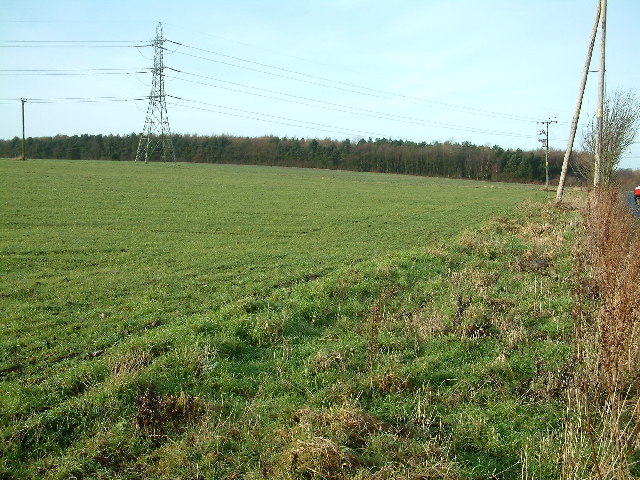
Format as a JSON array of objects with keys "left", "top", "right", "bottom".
[{"left": 136, "top": 22, "right": 176, "bottom": 163}]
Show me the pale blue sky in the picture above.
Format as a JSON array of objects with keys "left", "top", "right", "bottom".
[{"left": 2, "top": 0, "right": 639, "bottom": 168}]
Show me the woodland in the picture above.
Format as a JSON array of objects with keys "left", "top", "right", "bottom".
[{"left": 0, "top": 134, "right": 580, "bottom": 184}]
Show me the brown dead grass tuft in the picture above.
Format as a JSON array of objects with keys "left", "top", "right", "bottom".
[
  {"left": 107, "top": 348, "right": 153, "bottom": 377},
  {"left": 135, "top": 384, "right": 204, "bottom": 439},
  {"left": 373, "top": 369, "right": 413, "bottom": 393},
  {"left": 309, "top": 350, "right": 346, "bottom": 373},
  {"left": 292, "top": 406, "right": 388, "bottom": 441},
  {"left": 287, "top": 436, "right": 359, "bottom": 480}
]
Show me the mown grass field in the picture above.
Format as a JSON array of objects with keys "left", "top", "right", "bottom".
[{"left": 0, "top": 159, "right": 577, "bottom": 479}]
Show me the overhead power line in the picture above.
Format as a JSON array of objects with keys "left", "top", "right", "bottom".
[
  {"left": 168, "top": 72, "right": 537, "bottom": 139},
  {"left": 163, "top": 22, "right": 394, "bottom": 84},
  {"left": 0, "top": 68, "right": 149, "bottom": 76},
  {"left": 0, "top": 39, "right": 146, "bottom": 43},
  {"left": 0, "top": 40, "right": 150, "bottom": 48},
  {"left": 0, "top": 96, "right": 147, "bottom": 103},
  {"left": 165, "top": 22, "right": 572, "bottom": 124},
  {"left": 167, "top": 94, "right": 535, "bottom": 141},
  {"left": 0, "top": 29, "right": 567, "bottom": 149},
  {"left": 167, "top": 39, "right": 543, "bottom": 124},
  {"left": 169, "top": 99, "right": 399, "bottom": 141},
  {"left": 172, "top": 49, "right": 395, "bottom": 100},
  {"left": 168, "top": 93, "right": 393, "bottom": 136}
]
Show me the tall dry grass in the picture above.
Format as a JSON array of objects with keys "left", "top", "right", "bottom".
[{"left": 562, "top": 189, "right": 640, "bottom": 480}]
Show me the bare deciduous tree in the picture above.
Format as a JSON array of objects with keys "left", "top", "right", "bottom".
[{"left": 580, "top": 88, "right": 640, "bottom": 185}]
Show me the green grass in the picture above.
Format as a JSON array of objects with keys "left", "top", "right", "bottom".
[{"left": 0, "top": 159, "right": 577, "bottom": 479}]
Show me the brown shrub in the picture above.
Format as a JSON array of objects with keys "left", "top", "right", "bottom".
[
  {"left": 564, "top": 189, "right": 640, "bottom": 479},
  {"left": 581, "top": 190, "right": 640, "bottom": 392}
]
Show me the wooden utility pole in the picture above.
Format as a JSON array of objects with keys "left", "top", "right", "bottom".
[
  {"left": 594, "top": 0, "right": 607, "bottom": 187},
  {"left": 21, "top": 98, "right": 26, "bottom": 160},
  {"left": 538, "top": 118, "right": 557, "bottom": 190},
  {"left": 556, "top": 0, "right": 602, "bottom": 203}
]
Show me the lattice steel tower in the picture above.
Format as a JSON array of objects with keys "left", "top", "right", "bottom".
[{"left": 136, "top": 22, "right": 176, "bottom": 163}]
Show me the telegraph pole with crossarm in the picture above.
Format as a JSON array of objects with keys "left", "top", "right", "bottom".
[{"left": 538, "top": 118, "right": 557, "bottom": 190}]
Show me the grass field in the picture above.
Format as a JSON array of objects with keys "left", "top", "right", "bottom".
[{"left": 0, "top": 159, "right": 577, "bottom": 479}]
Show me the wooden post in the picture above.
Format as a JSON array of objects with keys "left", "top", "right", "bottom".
[
  {"left": 556, "top": 0, "right": 602, "bottom": 203},
  {"left": 594, "top": 0, "right": 607, "bottom": 187},
  {"left": 21, "top": 98, "right": 26, "bottom": 160}
]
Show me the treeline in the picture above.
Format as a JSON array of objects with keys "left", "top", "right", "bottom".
[{"left": 0, "top": 133, "right": 579, "bottom": 183}]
